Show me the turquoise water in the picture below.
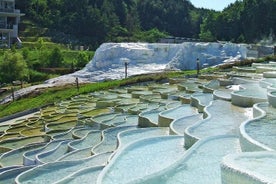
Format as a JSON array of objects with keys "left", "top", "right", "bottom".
[
  {"left": 69, "top": 131, "right": 102, "bottom": 150},
  {"left": 56, "top": 166, "right": 104, "bottom": 184},
  {"left": 17, "top": 152, "right": 112, "bottom": 184},
  {"left": 99, "top": 136, "right": 185, "bottom": 184},
  {"left": 171, "top": 114, "right": 203, "bottom": 135},
  {"left": 188, "top": 100, "right": 251, "bottom": 138},
  {"left": 0, "top": 143, "right": 46, "bottom": 167},
  {"left": 140, "top": 136, "right": 241, "bottom": 184},
  {"left": 92, "top": 126, "right": 137, "bottom": 154},
  {"left": 160, "top": 105, "right": 198, "bottom": 120},
  {"left": 245, "top": 104, "right": 276, "bottom": 150},
  {"left": 118, "top": 128, "right": 169, "bottom": 149}
]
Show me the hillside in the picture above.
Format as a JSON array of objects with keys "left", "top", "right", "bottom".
[{"left": 15, "top": 0, "right": 276, "bottom": 48}]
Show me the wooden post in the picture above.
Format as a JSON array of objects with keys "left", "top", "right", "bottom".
[
  {"left": 76, "top": 77, "right": 79, "bottom": 92},
  {"left": 11, "top": 87, "right": 15, "bottom": 101},
  {"left": 124, "top": 61, "right": 128, "bottom": 79},
  {"left": 196, "top": 58, "right": 200, "bottom": 76}
]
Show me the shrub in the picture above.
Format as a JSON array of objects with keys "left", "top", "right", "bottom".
[{"left": 29, "top": 70, "right": 49, "bottom": 83}]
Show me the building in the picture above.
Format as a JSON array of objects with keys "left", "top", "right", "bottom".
[{"left": 0, "top": 0, "right": 24, "bottom": 48}]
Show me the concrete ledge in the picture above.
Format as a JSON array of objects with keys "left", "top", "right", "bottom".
[
  {"left": 0, "top": 166, "right": 34, "bottom": 184},
  {"left": 131, "top": 91, "right": 152, "bottom": 98},
  {"left": 213, "top": 90, "right": 232, "bottom": 101},
  {"left": 68, "top": 130, "right": 101, "bottom": 151},
  {"left": 96, "top": 100, "right": 118, "bottom": 108},
  {"left": 231, "top": 91, "right": 267, "bottom": 107},
  {"left": 184, "top": 128, "right": 200, "bottom": 149},
  {"left": 92, "top": 126, "right": 136, "bottom": 155},
  {"left": 130, "top": 135, "right": 240, "bottom": 184},
  {"left": 239, "top": 103, "right": 274, "bottom": 152},
  {"left": 55, "top": 165, "right": 104, "bottom": 184},
  {"left": 221, "top": 152, "right": 276, "bottom": 184},
  {"left": 158, "top": 112, "right": 174, "bottom": 127},
  {"left": 267, "top": 90, "right": 276, "bottom": 108},
  {"left": 190, "top": 93, "right": 213, "bottom": 113},
  {"left": 97, "top": 136, "right": 184, "bottom": 184},
  {"left": 219, "top": 78, "right": 234, "bottom": 86},
  {"left": 233, "top": 66, "right": 256, "bottom": 73},
  {"left": 202, "top": 80, "right": 220, "bottom": 93},
  {"left": 0, "top": 109, "right": 40, "bottom": 124},
  {"left": 0, "top": 103, "right": 54, "bottom": 124},
  {"left": 0, "top": 135, "right": 50, "bottom": 150},
  {"left": 184, "top": 102, "right": 212, "bottom": 148},
  {"left": 138, "top": 111, "right": 159, "bottom": 128},
  {"left": 252, "top": 62, "right": 276, "bottom": 68},
  {"left": 16, "top": 152, "right": 112, "bottom": 184},
  {"left": 116, "top": 128, "right": 169, "bottom": 152},
  {"left": 0, "top": 142, "right": 46, "bottom": 167},
  {"left": 57, "top": 147, "right": 93, "bottom": 161},
  {"left": 68, "top": 130, "right": 91, "bottom": 151},
  {"left": 179, "top": 94, "right": 191, "bottom": 104},
  {"left": 45, "top": 120, "right": 78, "bottom": 132},
  {"left": 170, "top": 114, "right": 202, "bottom": 135},
  {"left": 263, "top": 71, "right": 276, "bottom": 78},
  {"left": 23, "top": 140, "right": 65, "bottom": 166},
  {"left": 35, "top": 140, "right": 72, "bottom": 165}
]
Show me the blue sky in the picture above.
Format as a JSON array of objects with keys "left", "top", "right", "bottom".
[{"left": 189, "top": 0, "right": 238, "bottom": 11}]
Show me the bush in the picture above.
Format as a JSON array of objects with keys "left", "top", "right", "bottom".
[
  {"left": 134, "top": 29, "right": 168, "bottom": 43},
  {"left": 38, "top": 68, "right": 73, "bottom": 75},
  {"left": 29, "top": 70, "right": 49, "bottom": 83}
]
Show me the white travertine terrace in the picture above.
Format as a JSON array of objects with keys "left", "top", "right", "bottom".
[
  {"left": 1, "top": 43, "right": 276, "bottom": 183},
  {"left": 221, "top": 152, "right": 276, "bottom": 184}
]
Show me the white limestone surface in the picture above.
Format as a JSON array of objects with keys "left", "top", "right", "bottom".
[
  {"left": 221, "top": 152, "right": 276, "bottom": 184},
  {"left": 97, "top": 136, "right": 185, "bottom": 184},
  {"left": 134, "top": 135, "right": 241, "bottom": 184},
  {"left": 47, "top": 42, "right": 247, "bottom": 83},
  {"left": 185, "top": 100, "right": 252, "bottom": 148},
  {"left": 240, "top": 102, "right": 276, "bottom": 151}
]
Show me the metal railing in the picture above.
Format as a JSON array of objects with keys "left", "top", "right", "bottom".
[
  {"left": 0, "top": 8, "right": 14, "bottom": 13},
  {"left": 0, "top": 24, "right": 14, "bottom": 29}
]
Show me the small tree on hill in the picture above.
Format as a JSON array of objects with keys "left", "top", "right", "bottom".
[
  {"left": 0, "top": 51, "right": 29, "bottom": 84},
  {"left": 47, "top": 47, "right": 64, "bottom": 68},
  {"left": 76, "top": 52, "right": 89, "bottom": 69}
]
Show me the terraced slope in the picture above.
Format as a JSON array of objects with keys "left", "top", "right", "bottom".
[{"left": 0, "top": 64, "right": 276, "bottom": 183}]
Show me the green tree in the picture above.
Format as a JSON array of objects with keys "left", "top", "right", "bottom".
[
  {"left": 0, "top": 51, "right": 29, "bottom": 83},
  {"left": 199, "top": 13, "right": 217, "bottom": 42},
  {"left": 76, "top": 52, "right": 90, "bottom": 68},
  {"left": 134, "top": 28, "right": 168, "bottom": 42},
  {"left": 47, "top": 47, "right": 64, "bottom": 67}
]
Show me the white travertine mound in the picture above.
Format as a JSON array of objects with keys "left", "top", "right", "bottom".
[{"left": 47, "top": 42, "right": 247, "bottom": 83}]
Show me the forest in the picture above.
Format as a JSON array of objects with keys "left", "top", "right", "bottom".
[
  {"left": 15, "top": 0, "right": 276, "bottom": 48},
  {"left": 1, "top": 0, "right": 275, "bottom": 85}
]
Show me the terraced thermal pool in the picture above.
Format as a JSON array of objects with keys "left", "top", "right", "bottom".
[{"left": 1, "top": 63, "right": 276, "bottom": 183}]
